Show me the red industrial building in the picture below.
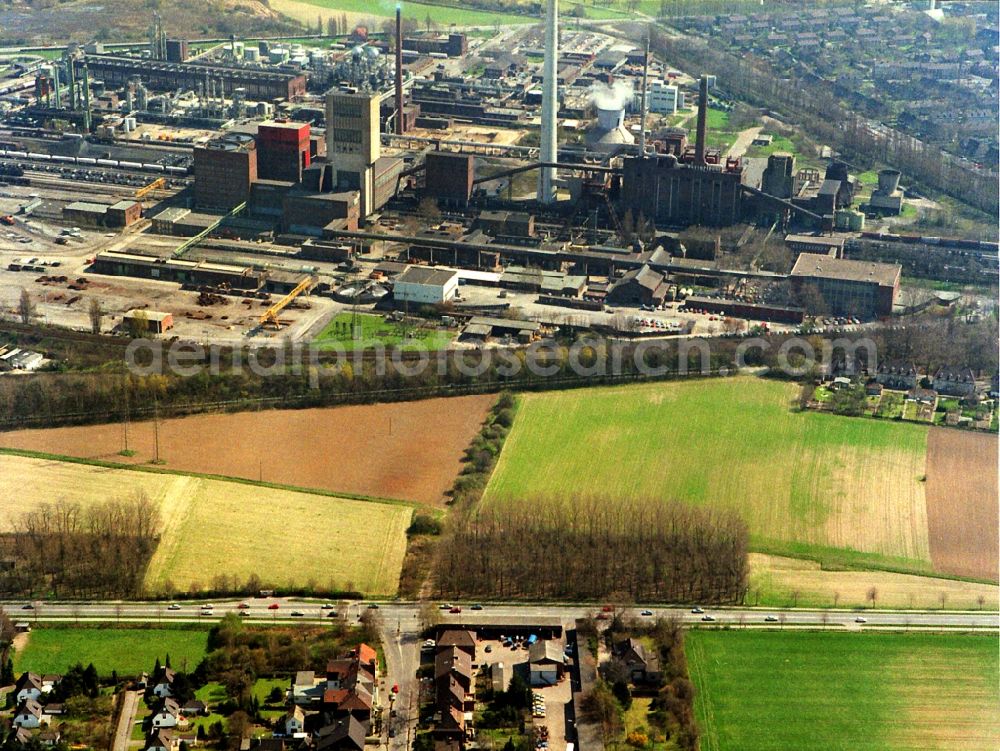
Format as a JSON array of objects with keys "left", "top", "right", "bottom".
[{"left": 256, "top": 121, "right": 311, "bottom": 183}]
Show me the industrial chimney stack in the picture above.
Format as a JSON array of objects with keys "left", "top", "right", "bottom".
[
  {"left": 638, "top": 32, "right": 649, "bottom": 157},
  {"left": 694, "top": 74, "right": 708, "bottom": 166},
  {"left": 537, "top": 0, "right": 558, "bottom": 204},
  {"left": 395, "top": 4, "right": 405, "bottom": 135}
]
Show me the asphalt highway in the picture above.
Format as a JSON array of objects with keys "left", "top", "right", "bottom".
[{"left": 3, "top": 599, "right": 997, "bottom": 631}]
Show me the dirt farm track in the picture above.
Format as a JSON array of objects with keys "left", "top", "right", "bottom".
[
  {"left": 925, "top": 428, "right": 999, "bottom": 581},
  {"left": 0, "top": 395, "right": 495, "bottom": 506}
]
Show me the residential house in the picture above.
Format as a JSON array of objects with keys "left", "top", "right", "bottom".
[
  {"left": 434, "top": 648, "right": 473, "bottom": 696},
  {"left": 875, "top": 361, "right": 919, "bottom": 390},
  {"left": 291, "top": 670, "right": 322, "bottom": 706},
  {"left": 14, "top": 672, "right": 43, "bottom": 704},
  {"left": 528, "top": 641, "right": 565, "bottom": 687},
  {"left": 433, "top": 706, "right": 466, "bottom": 742},
  {"left": 5, "top": 727, "right": 32, "bottom": 747},
  {"left": 436, "top": 630, "right": 476, "bottom": 658},
  {"left": 152, "top": 667, "right": 176, "bottom": 698},
  {"left": 865, "top": 381, "right": 883, "bottom": 397},
  {"left": 13, "top": 698, "right": 44, "bottom": 729},
  {"left": 145, "top": 729, "right": 178, "bottom": 751},
  {"left": 150, "top": 698, "right": 181, "bottom": 729},
  {"left": 314, "top": 716, "right": 367, "bottom": 751},
  {"left": 284, "top": 706, "right": 306, "bottom": 737},
  {"left": 322, "top": 686, "right": 374, "bottom": 722},
  {"left": 933, "top": 366, "right": 977, "bottom": 397},
  {"left": 612, "top": 639, "right": 662, "bottom": 685}
]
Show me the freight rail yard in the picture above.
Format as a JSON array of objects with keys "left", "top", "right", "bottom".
[{"left": 0, "top": 5, "right": 996, "bottom": 351}]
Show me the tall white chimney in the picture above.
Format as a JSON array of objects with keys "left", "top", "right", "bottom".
[{"left": 537, "top": 0, "right": 558, "bottom": 204}]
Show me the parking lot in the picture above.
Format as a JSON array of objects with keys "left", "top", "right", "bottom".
[{"left": 476, "top": 633, "right": 573, "bottom": 751}]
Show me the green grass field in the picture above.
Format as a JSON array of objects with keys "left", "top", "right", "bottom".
[
  {"left": 484, "top": 378, "right": 932, "bottom": 571},
  {"left": 14, "top": 628, "right": 208, "bottom": 677},
  {"left": 688, "top": 631, "right": 1000, "bottom": 751},
  {"left": 313, "top": 312, "right": 455, "bottom": 352}
]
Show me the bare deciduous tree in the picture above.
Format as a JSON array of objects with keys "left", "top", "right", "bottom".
[
  {"left": 88, "top": 298, "right": 103, "bottom": 334},
  {"left": 17, "top": 288, "right": 35, "bottom": 325}
]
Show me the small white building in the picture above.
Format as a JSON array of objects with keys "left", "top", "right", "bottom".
[
  {"left": 392, "top": 266, "right": 459, "bottom": 306},
  {"left": 284, "top": 706, "right": 306, "bottom": 736}
]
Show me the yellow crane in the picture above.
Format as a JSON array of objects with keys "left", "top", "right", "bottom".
[
  {"left": 135, "top": 177, "right": 166, "bottom": 201},
  {"left": 259, "top": 276, "right": 314, "bottom": 329}
]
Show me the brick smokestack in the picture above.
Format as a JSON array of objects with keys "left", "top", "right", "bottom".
[
  {"left": 395, "top": 4, "right": 404, "bottom": 135},
  {"left": 695, "top": 74, "right": 708, "bottom": 166}
]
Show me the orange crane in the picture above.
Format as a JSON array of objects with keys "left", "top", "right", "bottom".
[
  {"left": 259, "top": 276, "right": 314, "bottom": 329},
  {"left": 135, "top": 177, "right": 166, "bottom": 201}
]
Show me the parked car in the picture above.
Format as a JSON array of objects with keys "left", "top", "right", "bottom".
[
  {"left": 450, "top": 606, "right": 462, "bottom": 614},
  {"left": 484, "top": 645, "right": 493, "bottom": 653},
  {"left": 321, "top": 603, "right": 335, "bottom": 610},
  {"left": 368, "top": 603, "right": 380, "bottom": 609}
]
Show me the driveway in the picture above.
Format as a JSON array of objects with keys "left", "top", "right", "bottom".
[{"left": 111, "top": 689, "right": 140, "bottom": 751}]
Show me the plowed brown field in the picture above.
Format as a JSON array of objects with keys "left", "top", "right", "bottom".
[
  {"left": 0, "top": 395, "right": 494, "bottom": 506},
  {"left": 925, "top": 428, "right": 998, "bottom": 580}
]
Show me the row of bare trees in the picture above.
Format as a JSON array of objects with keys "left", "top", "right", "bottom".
[
  {"left": 435, "top": 498, "right": 748, "bottom": 602},
  {"left": 0, "top": 494, "right": 161, "bottom": 598}
]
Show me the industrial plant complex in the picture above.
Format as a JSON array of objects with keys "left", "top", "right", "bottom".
[{"left": 0, "top": 1, "right": 995, "bottom": 347}]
